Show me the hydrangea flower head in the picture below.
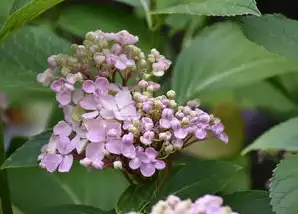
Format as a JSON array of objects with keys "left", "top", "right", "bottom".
[
  {"left": 127, "top": 194, "right": 238, "bottom": 214},
  {"left": 37, "top": 29, "right": 228, "bottom": 177}
]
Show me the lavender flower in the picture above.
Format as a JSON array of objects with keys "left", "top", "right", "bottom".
[
  {"left": 126, "top": 194, "right": 238, "bottom": 214},
  {"left": 37, "top": 29, "right": 228, "bottom": 176}
]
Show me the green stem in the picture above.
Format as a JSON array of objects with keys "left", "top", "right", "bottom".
[
  {"left": 140, "top": 0, "right": 153, "bottom": 30},
  {"left": 0, "top": 114, "right": 13, "bottom": 214}
]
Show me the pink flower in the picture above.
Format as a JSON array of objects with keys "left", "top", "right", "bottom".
[
  {"left": 51, "top": 78, "right": 74, "bottom": 106},
  {"left": 115, "top": 54, "right": 135, "bottom": 70},
  {"left": 99, "top": 89, "right": 138, "bottom": 121},
  {"left": 40, "top": 136, "right": 75, "bottom": 172},
  {"left": 82, "top": 77, "right": 109, "bottom": 96},
  {"left": 129, "top": 147, "right": 165, "bottom": 177}
]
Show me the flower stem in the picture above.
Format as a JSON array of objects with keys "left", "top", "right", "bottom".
[{"left": 0, "top": 114, "right": 13, "bottom": 214}]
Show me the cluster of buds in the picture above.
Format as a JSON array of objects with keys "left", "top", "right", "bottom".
[
  {"left": 37, "top": 30, "right": 228, "bottom": 177},
  {"left": 127, "top": 194, "right": 238, "bottom": 214}
]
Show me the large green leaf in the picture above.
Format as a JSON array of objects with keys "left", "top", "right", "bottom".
[
  {"left": 270, "top": 155, "right": 298, "bottom": 214},
  {"left": 0, "top": 0, "right": 65, "bottom": 43},
  {"left": 160, "top": 159, "right": 241, "bottom": 199},
  {"left": 151, "top": 0, "right": 260, "bottom": 16},
  {"left": 172, "top": 22, "right": 298, "bottom": 104},
  {"left": 116, "top": 182, "right": 157, "bottom": 214},
  {"left": 8, "top": 166, "right": 129, "bottom": 213},
  {"left": 57, "top": 4, "right": 154, "bottom": 52},
  {"left": 224, "top": 191, "right": 274, "bottom": 214},
  {"left": 239, "top": 14, "right": 298, "bottom": 58},
  {"left": 0, "top": 26, "right": 70, "bottom": 101},
  {"left": 0, "top": 0, "right": 15, "bottom": 23},
  {"left": 2, "top": 130, "right": 51, "bottom": 169},
  {"left": 239, "top": 14, "right": 298, "bottom": 104},
  {"left": 242, "top": 117, "right": 298, "bottom": 154}
]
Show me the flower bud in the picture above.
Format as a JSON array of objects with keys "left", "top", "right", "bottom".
[
  {"left": 94, "top": 54, "right": 106, "bottom": 65},
  {"left": 113, "top": 161, "right": 123, "bottom": 169},
  {"left": 166, "top": 90, "right": 176, "bottom": 99},
  {"left": 138, "top": 80, "right": 148, "bottom": 88}
]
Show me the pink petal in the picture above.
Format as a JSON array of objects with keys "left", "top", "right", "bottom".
[
  {"left": 195, "top": 129, "right": 207, "bottom": 140},
  {"left": 86, "top": 130, "right": 105, "bottom": 143},
  {"left": 42, "top": 154, "right": 63, "bottom": 173},
  {"left": 159, "top": 119, "right": 171, "bottom": 129},
  {"left": 57, "top": 136, "right": 75, "bottom": 155},
  {"left": 174, "top": 128, "right": 188, "bottom": 139},
  {"left": 115, "top": 59, "right": 127, "bottom": 70},
  {"left": 79, "top": 95, "right": 97, "bottom": 110},
  {"left": 105, "top": 140, "right": 121, "bottom": 154},
  {"left": 154, "top": 160, "right": 166, "bottom": 170},
  {"left": 56, "top": 90, "right": 72, "bottom": 106},
  {"left": 95, "top": 77, "right": 109, "bottom": 93},
  {"left": 99, "top": 94, "right": 117, "bottom": 110},
  {"left": 58, "top": 155, "right": 73, "bottom": 172},
  {"left": 118, "top": 105, "right": 137, "bottom": 120},
  {"left": 129, "top": 158, "right": 141, "bottom": 170},
  {"left": 86, "top": 143, "right": 105, "bottom": 161},
  {"left": 73, "top": 89, "right": 84, "bottom": 104},
  {"left": 81, "top": 111, "right": 99, "bottom": 119},
  {"left": 140, "top": 136, "right": 152, "bottom": 145},
  {"left": 82, "top": 80, "right": 95, "bottom": 93},
  {"left": 121, "top": 144, "right": 136, "bottom": 158},
  {"left": 106, "top": 121, "right": 122, "bottom": 138},
  {"left": 115, "top": 90, "right": 133, "bottom": 109},
  {"left": 53, "top": 121, "right": 72, "bottom": 137},
  {"left": 100, "top": 109, "right": 115, "bottom": 120},
  {"left": 51, "top": 79, "right": 65, "bottom": 92},
  {"left": 145, "top": 148, "right": 157, "bottom": 160},
  {"left": 140, "top": 163, "right": 155, "bottom": 177}
]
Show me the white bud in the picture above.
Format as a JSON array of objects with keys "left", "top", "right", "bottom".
[
  {"left": 86, "top": 31, "right": 98, "bottom": 40},
  {"left": 169, "top": 100, "right": 177, "bottom": 108},
  {"left": 138, "top": 80, "right": 148, "bottom": 88},
  {"left": 166, "top": 90, "right": 176, "bottom": 99},
  {"left": 166, "top": 195, "right": 181, "bottom": 206},
  {"left": 151, "top": 201, "right": 167, "bottom": 214},
  {"left": 80, "top": 158, "right": 92, "bottom": 167},
  {"left": 146, "top": 85, "right": 154, "bottom": 92},
  {"left": 165, "top": 145, "right": 174, "bottom": 153},
  {"left": 187, "top": 99, "right": 200, "bottom": 108},
  {"left": 94, "top": 54, "right": 106, "bottom": 64},
  {"left": 113, "top": 161, "right": 123, "bottom": 169},
  {"left": 174, "top": 200, "right": 192, "bottom": 213}
]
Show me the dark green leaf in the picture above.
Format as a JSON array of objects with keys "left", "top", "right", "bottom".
[
  {"left": 2, "top": 130, "right": 51, "bottom": 169},
  {"left": 0, "top": 0, "right": 65, "bottom": 43},
  {"left": 270, "top": 155, "right": 298, "bottom": 214},
  {"left": 0, "top": 26, "right": 70, "bottom": 101},
  {"left": 57, "top": 4, "right": 154, "bottom": 52},
  {"left": 8, "top": 166, "right": 129, "bottom": 213},
  {"left": 160, "top": 159, "right": 241, "bottom": 199},
  {"left": 114, "top": 0, "right": 142, "bottom": 7},
  {"left": 151, "top": 0, "right": 261, "bottom": 16},
  {"left": 0, "top": 0, "right": 15, "bottom": 23},
  {"left": 42, "top": 204, "right": 112, "bottom": 214},
  {"left": 242, "top": 117, "right": 298, "bottom": 154},
  {"left": 172, "top": 22, "right": 298, "bottom": 104},
  {"left": 116, "top": 182, "right": 157, "bottom": 214},
  {"left": 224, "top": 191, "right": 274, "bottom": 214}
]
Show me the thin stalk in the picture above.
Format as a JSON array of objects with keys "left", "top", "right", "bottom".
[{"left": 0, "top": 114, "right": 13, "bottom": 214}]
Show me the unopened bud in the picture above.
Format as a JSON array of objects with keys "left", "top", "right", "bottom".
[
  {"left": 169, "top": 100, "right": 177, "bottom": 108},
  {"left": 146, "top": 85, "right": 154, "bottom": 93},
  {"left": 166, "top": 90, "right": 176, "bottom": 99},
  {"left": 113, "top": 161, "right": 123, "bottom": 169},
  {"left": 138, "top": 80, "right": 148, "bottom": 88},
  {"left": 94, "top": 54, "right": 106, "bottom": 65},
  {"left": 165, "top": 145, "right": 174, "bottom": 153},
  {"left": 86, "top": 31, "right": 98, "bottom": 41}
]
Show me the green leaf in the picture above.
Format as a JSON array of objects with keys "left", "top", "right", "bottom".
[
  {"left": 0, "top": 0, "right": 65, "bottom": 43},
  {"left": 239, "top": 14, "right": 298, "bottom": 58},
  {"left": 151, "top": 0, "right": 261, "bottom": 16},
  {"left": 2, "top": 130, "right": 51, "bottom": 169},
  {"left": 242, "top": 117, "right": 298, "bottom": 155},
  {"left": 172, "top": 22, "right": 298, "bottom": 104},
  {"left": 116, "top": 182, "right": 157, "bottom": 214},
  {"left": 42, "top": 204, "right": 113, "bottom": 214},
  {"left": 224, "top": 191, "right": 274, "bottom": 214},
  {"left": 0, "top": 0, "right": 15, "bottom": 23},
  {"left": 0, "top": 26, "right": 70, "bottom": 101},
  {"left": 270, "top": 155, "right": 298, "bottom": 214},
  {"left": 160, "top": 159, "right": 241, "bottom": 198},
  {"left": 57, "top": 4, "right": 154, "bottom": 52},
  {"left": 8, "top": 166, "right": 129, "bottom": 213}
]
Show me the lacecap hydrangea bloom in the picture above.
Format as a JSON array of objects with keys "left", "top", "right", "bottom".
[
  {"left": 37, "top": 30, "right": 228, "bottom": 177},
  {"left": 126, "top": 194, "right": 238, "bottom": 214}
]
